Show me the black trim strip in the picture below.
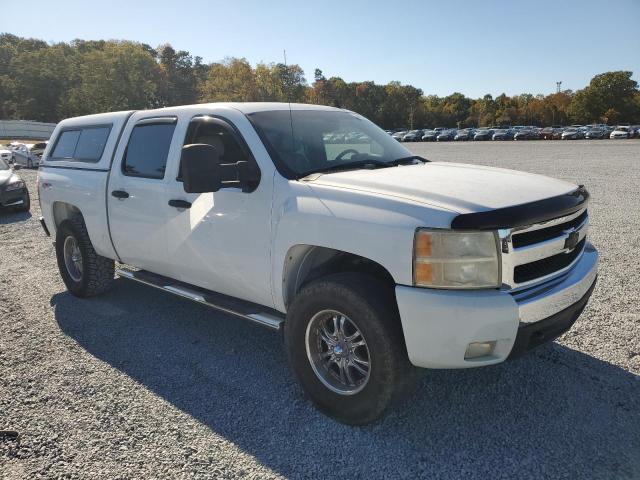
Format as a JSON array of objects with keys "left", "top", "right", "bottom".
[
  {"left": 39, "top": 165, "right": 110, "bottom": 172},
  {"left": 508, "top": 276, "right": 597, "bottom": 359},
  {"left": 450, "top": 186, "right": 589, "bottom": 230}
]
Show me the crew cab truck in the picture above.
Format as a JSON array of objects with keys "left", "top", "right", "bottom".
[{"left": 38, "top": 103, "right": 598, "bottom": 425}]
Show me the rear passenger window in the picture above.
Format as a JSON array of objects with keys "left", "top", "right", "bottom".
[
  {"left": 75, "top": 127, "right": 111, "bottom": 160},
  {"left": 123, "top": 121, "right": 176, "bottom": 179},
  {"left": 51, "top": 126, "right": 111, "bottom": 162},
  {"left": 51, "top": 130, "right": 81, "bottom": 158}
]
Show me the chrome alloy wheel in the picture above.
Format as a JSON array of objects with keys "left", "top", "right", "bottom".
[
  {"left": 63, "top": 235, "right": 83, "bottom": 282},
  {"left": 305, "top": 310, "right": 371, "bottom": 395}
]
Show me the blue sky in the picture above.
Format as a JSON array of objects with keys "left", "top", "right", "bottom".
[{"left": 2, "top": 0, "right": 639, "bottom": 98}]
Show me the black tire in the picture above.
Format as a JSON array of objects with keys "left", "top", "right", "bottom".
[
  {"left": 55, "top": 217, "right": 114, "bottom": 297},
  {"left": 285, "top": 272, "right": 418, "bottom": 425}
]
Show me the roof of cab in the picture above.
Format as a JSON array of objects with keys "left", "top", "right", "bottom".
[{"left": 56, "top": 103, "right": 345, "bottom": 127}]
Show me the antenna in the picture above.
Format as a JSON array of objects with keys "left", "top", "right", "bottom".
[{"left": 284, "top": 49, "right": 295, "bottom": 151}]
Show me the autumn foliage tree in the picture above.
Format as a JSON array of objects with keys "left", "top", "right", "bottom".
[{"left": 1, "top": 34, "right": 638, "bottom": 128}]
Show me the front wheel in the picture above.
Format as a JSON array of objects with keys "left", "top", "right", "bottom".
[
  {"left": 285, "top": 273, "right": 418, "bottom": 425},
  {"left": 55, "top": 217, "right": 114, "bottom": 297}
]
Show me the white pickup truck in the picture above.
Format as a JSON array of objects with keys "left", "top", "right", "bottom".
[{"left": 38, "top": 103, "right": 598, "bottom": 424}]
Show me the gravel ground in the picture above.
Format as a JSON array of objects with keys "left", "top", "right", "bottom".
[{"left": 1, "top": 139, "right": 639, "bottom": 479}]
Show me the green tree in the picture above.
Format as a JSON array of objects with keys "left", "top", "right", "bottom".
[
  {"left": 569, "top": 71, "right": 639, "bottom": 123},
  {"left": 67, "top": 41, "right": 161, "bottom": 115},
  {"left": 157, "top": 44, "right": 199, "bottom": 106},
  {"left": 199, "top": 57, "right": 258, "bottom": 102}
]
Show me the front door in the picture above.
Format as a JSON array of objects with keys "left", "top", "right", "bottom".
[
  {"left": 163, "top": 114, "right": 274, "bottom": 308},
  {"left": 107, "top": 116, "right": 178, "bottom": 274}
]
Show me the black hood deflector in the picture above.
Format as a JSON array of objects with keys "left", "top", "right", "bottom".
[{"left": 450, "top": 186, "right": 589, "bottom": 230}]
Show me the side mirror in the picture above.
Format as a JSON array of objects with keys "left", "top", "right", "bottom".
[
  {"left": 181, "top": 144, "right": 223, "bottom": 193},
  {"left": 181, "top": 143, "right": 261, "bottom": 194}
]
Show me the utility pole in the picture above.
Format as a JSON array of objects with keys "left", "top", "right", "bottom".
[{"left": 556, "top": 81, "right": 562, "bottom": 94}]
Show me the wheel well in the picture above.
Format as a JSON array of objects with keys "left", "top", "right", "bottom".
[
  {"left": 52, "top": 202, "right": 84, "bottom": 230},
  {"left": 282, "top": 245, "right": 396, "bottom": 308}
]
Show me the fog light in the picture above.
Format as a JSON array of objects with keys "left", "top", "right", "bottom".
[{"left": 464, "top": 341, "right": 496, "bottom": 359}]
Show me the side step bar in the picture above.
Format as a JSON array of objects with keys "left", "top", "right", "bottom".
[{"left": 116, "top": 267, "right": 284, "bottom": 330}]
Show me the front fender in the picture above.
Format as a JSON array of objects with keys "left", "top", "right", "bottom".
[{"left": 271, "top": 179, "right": 456, "bottom": 311}]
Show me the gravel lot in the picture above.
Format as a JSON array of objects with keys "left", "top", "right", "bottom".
[{"left": 1, "top": 140, "right": 639, "bottom": 479}]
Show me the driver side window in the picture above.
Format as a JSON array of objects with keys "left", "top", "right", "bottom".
[{"left": 177, "top": 116, "right": 255, "bottom": 181}]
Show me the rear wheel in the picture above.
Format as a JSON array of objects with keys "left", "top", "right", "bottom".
[
  {"left": 55, "top": 217, "right": 114, "bottom": 297},
  {"left": 285, "top": 273, "right": 418, "bottom": 425}
]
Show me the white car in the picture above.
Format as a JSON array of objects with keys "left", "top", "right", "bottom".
[
  {"left": 12, "top": 143, "right": 40, "bottom": 168},
  {"left": 610, "top": 126, "right": 630, "bottom": 139},
  {"left": 0, "top": 148, "right": 12, "bottom": 164},
  {"left": 38, "top": 103, "right": 598, "bottom": 425}
]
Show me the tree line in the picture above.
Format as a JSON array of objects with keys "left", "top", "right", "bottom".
[{"left": 1, "top": 33, "right": 639, "bottom": 128}]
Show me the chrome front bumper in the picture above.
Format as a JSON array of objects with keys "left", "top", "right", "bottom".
[
  {"left": 395, "top": 242, "right": 598, "bottom": 369},
  {"left": 512, "top": 242, "right": 598, "bottom": 323}
]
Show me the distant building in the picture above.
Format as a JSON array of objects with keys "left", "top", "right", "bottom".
[{"left": 0, "top": 120, "right": 56, "bottom": 140}]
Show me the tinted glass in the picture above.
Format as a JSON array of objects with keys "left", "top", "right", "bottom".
[
  {"left": 248, "top": 110, "right": 411, "bottom": 178},
  {"left": 52, "top": 130, "right": 81, "bottom": 158},
  {"left": 123, "top": 123, "right": 176, "bottom": 179},
  {"left": 75, "top": 127, "right": 110, "bottom": 161},
  {"left": 178, "top": 117, "right": 250, "bottom": 180}
]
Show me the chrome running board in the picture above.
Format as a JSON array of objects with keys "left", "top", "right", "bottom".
[{"left": 116, "top": 267, "right": 284, "bottom": 330}]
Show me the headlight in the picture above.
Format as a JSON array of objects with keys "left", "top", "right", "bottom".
[
  {"left": 413, "top": 229, "right": 500, "bottom": 289},
  {"left": 5, "top": 180, "right": 25, "bottom": 191}
]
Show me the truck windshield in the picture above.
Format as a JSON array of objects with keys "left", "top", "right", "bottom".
[{"left": 247, "top": 110, "right": 415, "bottom": 178}]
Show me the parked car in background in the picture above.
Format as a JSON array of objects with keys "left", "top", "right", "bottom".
[
  {"left": 0, "top": 158, "right": 30, "bottom": 212},
  {"left": 610, "top": 126, "right": 631, "bottom": 139},
  {"left": 454, "top": 128, "right": 475, "bottom": 141},
  {"left": 0, "top": 147, "right": 13, "bottom": 164},
  {"left": 391, "top": 131, "right": 407, "bottom": 141},
  {"left": 513, "top": 129, "right": 539, "bottom": 141},
  {"left": 540, "top": 126, "right": 564, "bottom": 140},
  {"left": 421, "top": 130, "right": 439, "bottom": 142},
  {"left": 12, "top": 143, "right": 41, "bottom": 168},
  {"left": 492, "top": 129, "right": 514, "bottom": 141},
  {"left": 584, "top": 128, "right": 607, "bottom": 139},
  {"left": 437, "top": 129, "right": 457, "bottom": 141},
  {"left": 473, "top": 128, "right": 494, "bottom": 141},
  {"left": 561, "top": 127, "right": 585, "bottom": 140},
  {"left": 402, "top": 130, "right": 424, "bottom": 142}
]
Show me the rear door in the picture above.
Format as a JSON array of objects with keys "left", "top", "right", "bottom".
[{"left": 107, "top": 116, "right": 178, "bottom": 274}]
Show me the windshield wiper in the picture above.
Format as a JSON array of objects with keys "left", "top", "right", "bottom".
[
  {"left": 299, "top": 159, "right": 392, "bottom": 177},
  {"left": 389, "top": 155, "right": 428, "bottom": 165},
  {"left": 299, "top": 156, "right": 428, "bottom": 179}
]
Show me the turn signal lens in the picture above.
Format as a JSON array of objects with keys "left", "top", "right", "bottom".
[{"left": 413, "top": 229, "right": 500, "bottom": 289}]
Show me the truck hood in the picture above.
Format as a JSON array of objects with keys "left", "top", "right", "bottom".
[{"left": 307, "top": 162, "right": 577, "bottom": 214}]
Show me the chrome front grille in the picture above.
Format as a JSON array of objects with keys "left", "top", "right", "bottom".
[{"left": 499, "top": 207, "right": 588, "bottom": 290}]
